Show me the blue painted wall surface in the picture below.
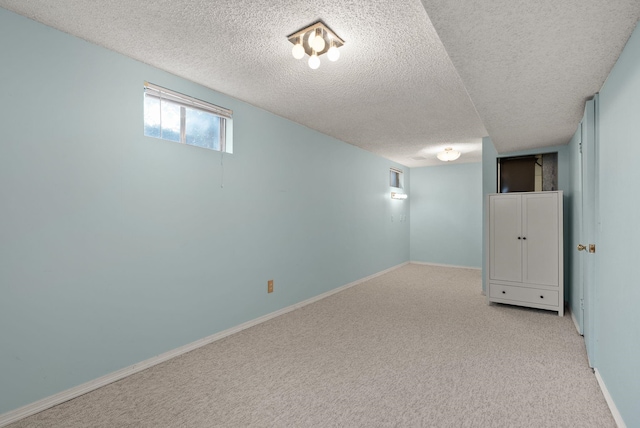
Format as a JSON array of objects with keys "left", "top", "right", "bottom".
[
  {"left": 0, "top": 9, "right": 410, "bottom": 414},
  {"left": 410, "top": 163, "right": 482, "bottom": 268},
  {"left": 481, "top": 137, "right": 498, "bottom": 291},
  {"left": 594, "top": 20, "right": 640, "bottom": 426}
]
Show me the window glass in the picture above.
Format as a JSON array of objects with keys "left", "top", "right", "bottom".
[
  {"left": 185, "top": 107, "right": 220, "bottom": 150},
  {"left": 143, "top": 95, "right": 161, "bottom": 138},
  {"left": 143, "top": 82, "right": 232, "bottom": 153},
  {"left": 160, "top": 99, "right": 181, "bottom": 143},
  {"left": 390, "top": 169, "right": 402, "bottom": 188}
]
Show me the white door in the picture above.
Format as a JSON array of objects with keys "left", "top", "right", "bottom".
[
  {"left": 490, "top": 194, "right": 522, "bottom": 282},
  {"left": 580, "top": 97, "right": 598, "bottom": 366}
]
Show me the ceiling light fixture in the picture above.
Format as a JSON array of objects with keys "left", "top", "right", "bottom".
[
  {"left": 288, "top": 21, "right": 344, "bottom": 70},
  {"left": 291, "top": 36, "right": 305, "bottom": 60},
  {"left": 391, "top": 192, "right": 408, "bottom": 200},
  {"left": 437, "top": 147, "right": 461, "bottom": 162},
  {"left": 308, "top": 50, "right": 320, "bottom": 70},
  {"left": 311, "top": 28, "right": 326, "bottom": 52},
  {"left": 327, "top": 39, "right": 340, "bottom": 62}
]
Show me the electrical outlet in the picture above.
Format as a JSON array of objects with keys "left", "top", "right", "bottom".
[{"left": 268, "top": 280, "right": 274, "bottom": 293}]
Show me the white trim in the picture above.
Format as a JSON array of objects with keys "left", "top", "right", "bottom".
[
  {"left": 410, "top": 261, "right": 481, "bottom": 271},
  {"left": 0, "top": 262, "right": 408, "bottom": 428},
  {"left": 144, "top": 81, "right": 232, "bottom": 118},
  {"left": 595, "top": 368, "right": 626, "bottom": 428}
]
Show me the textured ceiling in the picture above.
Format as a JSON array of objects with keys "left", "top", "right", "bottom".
[
  {"left": 420, "top": 0, "right": 640, "bottom": 153},
  {"left": 1, "top": 1, "right": 639, "bottom": 164}
]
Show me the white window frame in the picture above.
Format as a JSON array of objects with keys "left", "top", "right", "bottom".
[
  {"left": 390, "top": 167, "right": 403, "bottom": 189},
  {"left": 143, "top": 82, "right": 233, "bottom": 153}
]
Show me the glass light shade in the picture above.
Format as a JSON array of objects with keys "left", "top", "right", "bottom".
[
  {"left": 437, "top": 148, "right": 461, "bottom": 162},
  {"left": 327, "top": 45, "right": 340, "bottom": 61},
  {"left": 308, "top": 52, "right": 320, "bottom": 69},
  {"left": 312, "top": 34, "right": 326, "bottom": 52},
  {"left": 292, "top": 42, "right": 305, "bottom": 60},
  {"left": 307, "top": 31, "right": 316, "bottom": 49}
]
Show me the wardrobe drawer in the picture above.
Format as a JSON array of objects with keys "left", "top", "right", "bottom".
[{"left": 489, "top": 284, "right": 558, "bottom": 306}]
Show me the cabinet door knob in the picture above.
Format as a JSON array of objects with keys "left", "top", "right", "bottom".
[
  {"left": 522, "top": 237, "right": 527, "bottom": 240},
  {"left": 517, "top": 237, "right": 521, "bottom": 240},
  {"left": 540, "top": 295, "right": 544, "bottom": 299},
  {"left": 502, "top": 291, "right": 506, "bottom": 294}
]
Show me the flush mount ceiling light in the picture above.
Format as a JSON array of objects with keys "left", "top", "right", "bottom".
[
  {"left": 288, "top": 21, "right": 344, "bottom": 70},
  {"left": 437, "top": 147, "right": 461, "bottom": 162}
]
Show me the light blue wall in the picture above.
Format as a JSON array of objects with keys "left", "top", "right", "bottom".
[
  {"left": 0, "top": 9, "right": 410, "bottom": 415},
  {"left": 594, "top": 19, "right": 640, "bottom": 427},
  {"left": 410, "top": 163, "right": 482, "bottom": 268},
  {"left": 481, "top": 137, "right": 499, "bottom": 291}
]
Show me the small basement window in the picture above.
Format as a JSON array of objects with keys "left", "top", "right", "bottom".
[
  {"left": 143, "top": 82, "right": 233, "bottom": 153},
  {"left": 390, "top": 168, "right": 403, "bottom": 188}
]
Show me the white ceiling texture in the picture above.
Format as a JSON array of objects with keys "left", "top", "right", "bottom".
[{"left": 1, "top": 0, "right": 639, "bottom": 167}]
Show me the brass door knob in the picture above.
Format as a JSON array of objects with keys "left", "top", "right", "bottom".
[{"left": 577, "top": 244, "right": 587, "bottom": 251}]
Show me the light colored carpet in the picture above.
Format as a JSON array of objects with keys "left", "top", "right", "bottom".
[{"left": 9, "top": 264, "right": 614, "bottom": 427}]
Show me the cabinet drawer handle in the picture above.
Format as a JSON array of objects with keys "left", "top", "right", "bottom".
[
  {"left": 502, "top": 291, "right": 506, "bottom": 294},
  {"left": 540, "top": 295, "right": 544, "bottom": 299}
]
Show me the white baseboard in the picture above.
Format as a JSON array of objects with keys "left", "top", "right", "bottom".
[
  {"left": 409, "top": 261, "right": 481, "bottom": 271},
  {"left": 0, "top": 261, "right": 408, "bottom": 427},
  {"left": 595, "top": 368, "right": 626, "bottom": 428},
  {"left": 568, "top": 306, "right": 582, "bottom": 335}
]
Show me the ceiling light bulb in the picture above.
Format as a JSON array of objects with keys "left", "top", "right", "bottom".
[
  {"left": 308, "top": 51, "right": 320, "bottom": 69},
  {"left": 312, "top": 35, "right": 325, "bottom": 52},
  {"left": 327, "top": 43, "right": 340, "bottom": 61},
  {"left": 292, "top": 40, "right": 305, "bottom": 60},
  {"left": 307, "top": 31, "right": 315, "bottom": 48},
  {"left": 312, "top": 29, "right": 325, "bottom": 52}
]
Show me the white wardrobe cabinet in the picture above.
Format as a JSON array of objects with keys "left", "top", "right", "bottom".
[{"left": 486, "top": 191, "right": 564, "bottom": 316}]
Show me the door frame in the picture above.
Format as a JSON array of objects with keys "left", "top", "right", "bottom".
[{"left": 580, "top": 96, "right": 598, "bottom": 367}]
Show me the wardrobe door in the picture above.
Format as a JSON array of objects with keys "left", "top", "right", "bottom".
[
  {"left": 489, "top": 194, "right": 522, "bottom": 283},
  {"left": 522, "top": 193, "right": 559, "bottom": 286}
]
